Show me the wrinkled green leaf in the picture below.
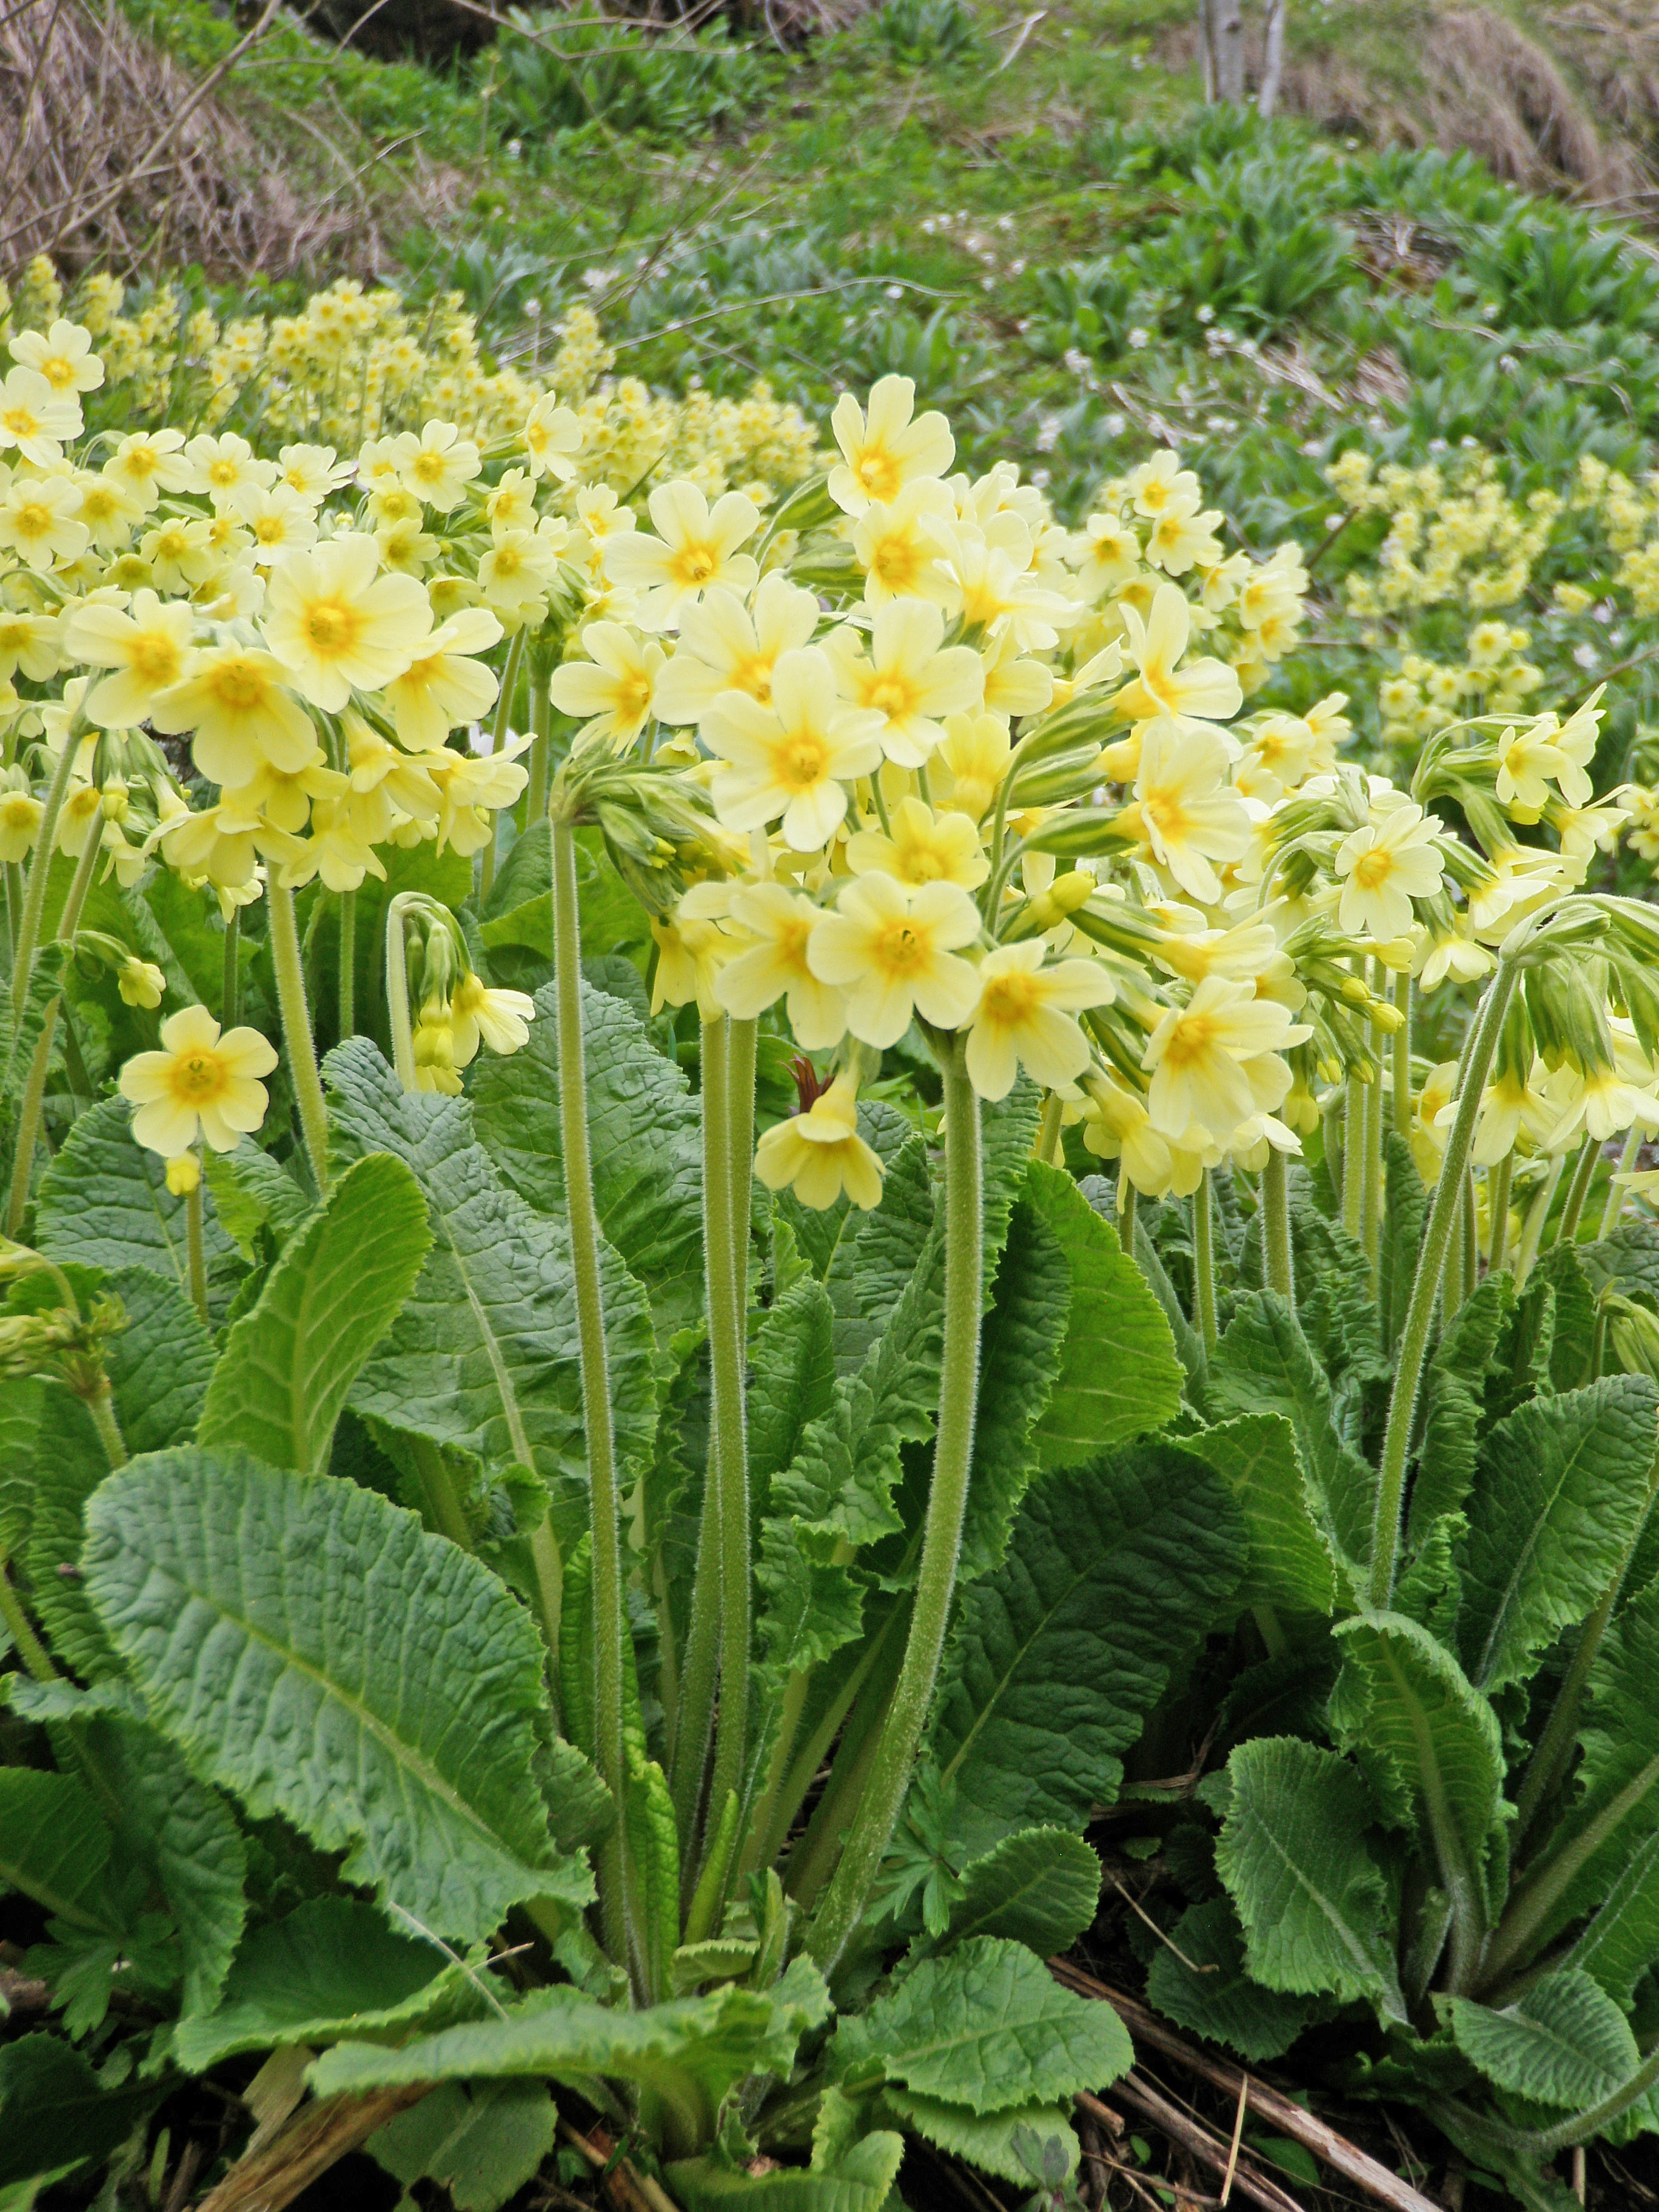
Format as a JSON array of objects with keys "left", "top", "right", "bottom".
[
  {"left": 882, "top": 2090, "right": 1079, "bottom": 2184},
  {"left": 84, "top": 1447, "right": 587, "bottom": 1943},
  {"left": 0, "top": 2037, "right": 163, "bottom": 2186},
  {"left": 0, "top": 1770, "right": 120, "bottom": 1933},
  {"left": 35, "top": 1097, "right": 237, "bottom": 1305},
  {"left": 1450, "top": 1969, "right": 1639, "bottom": 2111},
  {"left": 1173, "top": 1412, "right": 1336, "bottom": 1618},
  {"left": 369, "top": 2082, "right": 558, "bottom": 2212},
  {"left": 930, "top": 1828, "right": 1102, "bottom": 1958},
  {"left": 1410, "top": 1271, "right": 1513, "bottom": 1542},
  {"left": 199, "top": 1153, "right": 431, "bottom": 1474},
  {"left": 1147, "top": 1895, "right": 1327, "bottom": 2063}
]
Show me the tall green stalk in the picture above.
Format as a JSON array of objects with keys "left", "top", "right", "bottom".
[
  {"left": 1555, "top": 1134, "right": 1600, "bottom": 1248},
  {"left": 480, "top": 628, "right": 527, "bottom": 906},
  {"left": 1600, "top": 1124, "right": 1642, "bottom": 1240},
  {"left": 268, "top": 882, "right": 331, "bottom": 1198},
  {"left": 1392, "top": 969, "right": 1412, "bottom": 1138},
  {"left": 383, "top": 894, "right": 419, "bottom": 1090},
  {"left": 1261, "top": 1143, "right": 1294, "bottom": 1311},
  {"left": 338, "top": 887, "right": 357, "bottom": 1038},
  {"left": 703, "top": 1014, "right": 753, "bottom": 1837},
  {"left": 1361, "top": 1067, "right": 1382, "bottom": 1278},
  {"left": 1487, "top": 1148, "right": 1512, "bottom": 1278},
  {"left": 221, "top": 905, "right": 240, "bottom": 1027},
  {"left": 551, "top": 816, "right": 630, "bottom": 1968},
  {"left": 528, "top": 642, "right": 554, "bottom": 826},
  {"left": 1369, "top": 960, "right": 1520, "bottom": 1610},
  {"left": 806, "top": 1050, "right": 983, "bottom": 1972},
  {"left": 6, "top": 828, "right": 102, "bottom": 1234},
  {"left": 1342, "top": 1068, "right": 1366, "bottom": 1243},
  {"left": 9, "top": 731, "right": 79, "bottom": 1013},
  {"left": 1513, "top": 1153, "right": 1565, "bottom": 1288},
  {"left": 1193, "top": 1168, "right": 1218, "bottom": 1351},
  {"left": 0, "top": 1564, "right": 56, "bottom": 1682}
]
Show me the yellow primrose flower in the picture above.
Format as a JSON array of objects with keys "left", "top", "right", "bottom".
[
  {"left": 807, "top": 870, "right": 980, "bottom": 1048},
  {"left": 0, "top": 366, "right": 81, "bottom": 464},
  {"left": 1142, "top": 977, "right": 1305, "bottom": 1141},
  {"left": 1144, "top": 495, "right": 1224, "bottom": 578},
  {"left": 846, "top": 796, "right": 988, "bottom": 890},
  {"left": 934, "top": 712, "right": 1011, "bottom": 822},
  {"left": 236, "top": 484, "right": 321, "bottom": 567},
  {"left": 703, "top": 645, "right": 885, "bottom": 851},
  {"left": 10, "top": 320, "right": 104, "bottom": 396},
  {"left": 478, "top": 528, "right": 560, "bottom": 620},
  {"left": 829, "top": 375, "right": 954, "bottom": 515},
  {"left": 964, "top": 942, "right": 1113, "bottom": 1101},
  {"left": 343, "top": 716, "right": 442, "bottom": 826},
  {"left": 650, "top": 900, "right": 730, "bottom": 1018},
  {"left": 275, "top": 793, "right": 387, "bottom": 894},
  {"left": 119, "top": 1004, "right": 278, "bottom": 1155},
  {"left": 549, "top": 620, "right": 664, "bottom": 752},
  {"left": 140, "top": 515, "right": 217, "bottom": 593},
  {"left": 714, "top": 880, "right": 847, "bottom": 1050},
  {"left": 117, "top": 957, "right": 166, "bottom": 1009},
  {"left": 1335, "top": 805, "right": 1446, "bottom": 940},
  {"left": 604, "top": 483, "right": 761, "bottom": 626},
  {"left": 524, "top": 394, "right": 581, "bottom": 481},
  {"left": 393, "top": 421, "right": 482, "bottom": 512},
  {"left": 754, "top": 1073, "right": 885, "bottom": 1211},
  {"left": 276, "top": 444, "right": 352, "bottom": 501},
  {"left": 484, "top": 468, "right": 538, "bottom": 534},
  {"left": 263, "top": 533, "right": 432, "bottom": 711},
  {"left": 104, "top": 429, "right": 190, "bottom": 511},
  {"left": 1129, "top": 722, "right": 1251, "bottom": 904},
  {"left": 0, "top": 609, "right": 61, "bottom": 682},
  {"left": 412, "top": 1010, "right": 462, "bottom": 1094},
  {"left": 1073, "top": 513, "right": 1141, "bottom": 598},
  {"left": 183, "top": 432, "right": 277, "bottom": 506},
  {"left": 150, "top": 645, "right": 317, "bottom": 786},
  {"left": 1124, "top": 451, "right": 1202, "bottom": 518},
  {"left": 979, "top": 627, "right": 1055, "bottom": 720},
  {"left": 851, "top": 480, "right": 956, "bottom": 603},
  {"left": 424, "top": 739, "right": 529, "bottom": 857},
  {"left": 384, "top": 608, "right": 503, "bottom": 751},
  {"left": 164, "top": 1150, "right": 201, "bottom": 1196},
  {"left": 66, "top": 589, "right": 198, "bottom": 729},
  {"left": 825, "top": 597, "right": 984, "bottom": 768},
  {"left": 1115, "top": 581, "right": 1243, "bottom": 731},
  {"left": 0, "top": 469, "right": 89, "bottom": 567},
  {"left": 654, "top": 575, "right": 819, "bottom": 723},
  {"left": 449, "top": 975, "right": 535, "bottom": 1063},
  {"left": 1412, "top": 1060, "right": 1460, "bottom": 1182},
  {"left": 0, "top": 787, "right": 44, "bottom": 860},
  {"left": 1081, "top": 1072, "right": 1175, "bottom": 1202},
  {"left": 73, "top": 470, "right": 142, "bottom": 551}
]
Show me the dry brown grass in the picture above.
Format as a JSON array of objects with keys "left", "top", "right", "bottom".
[
  {"left": 0, "top": 0, "right": 460, "bottom": 284},
  {"left": 1160, "top": 1, "right": 1656, "bottom": 198}
]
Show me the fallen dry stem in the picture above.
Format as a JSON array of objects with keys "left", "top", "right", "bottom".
[{"left": 1079, "top": 2086, "right": 1300, "bottom": 2212}]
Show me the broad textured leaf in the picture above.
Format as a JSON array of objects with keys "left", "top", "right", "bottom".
[
  {"left": 669, "top": 2150, "right": 897, "bottom": 2212},
  {"left": 626, "top": 1755, "right": 682, "bottom": 2006},
  {"left": 931, "top": 1446, "right": 1242, "bottom": 1858},
  {"left": 1025, "top": 1162, "right": 1181, "bottom": 1465},
  {"left": 1580, "top": 1219, "right": 1659, "bottom": 1305},
  {"left": 882, "top": 2090, "right": 1079, "bottom": 2184},
  {"left": 0, "top": 942, "right": 69, "bottom": 1113},
  {"left": 198, "top": 1153, "right": 431, "bottom": 1474},
  {"left": 35, "top": 1097, "right": 237, "bottom": 1304},
  {"left": 1563, "top": 1828, "right": 1659, "bottom": 2006},
  {"left": 311, "top": 1959, "right": 831, "bottom": 2122},
  {"left": 1332, "top": 1613, "right": 1503, "bottom": 1932},
  {"left": 104, "top": 1265, "right": 215, "bottom": 1456},
  {"left": 832, "top": 1936, "right": 1130, "bottom": 2114},
  {"left": 1450, "top": 1970, "right": 1639, "bottom": 2110},
  {"left": 1147, "top": 1897, "right": 1327, "bottom": 2062},
  {"left": 1173, "top": 1412, "right": 1336, "bottom": 1617},
  {"left": 1509, "top": 1575, "right": 1659, "bottom": 1960},
  {"left": 960, "top": 1193, "right": 1069, "bottom": 1582},
  {"left": 852, "top": 1134, "right": 934, "bottom": 1345},
  {"left": 1216, "top": 1736, "right": 1404, "bottom": 2016},
  {"left": 1208, "top": 1292, "right": 1374, "bottom": 1592},
  {"left": 0, "top": 1377, "right": 42, "bottom": 1558},
  {"left": 932, "top": 1828, "right": 1102, "bottom": 1958},
  {"left": 326, "top": 1039, "right": 656, "bottom": 1489},
  {"left": 175, "top": 1897, "right": 479, "bottom": 2068},
  {"left": 203, "top": 1142, "right": 312, "bottom": 1256},
  {"left": 0, "top": 2037, "right": 163, "bottom": 2185},
  {"left": 83, "top": 1447, "right": 586, "bottom": 1943},
  {"left": 0, "top": 1770, "right": 119, "bottom": 1932},
  {"left": 1455, "top": 1375, "right": 1659, "bottom": 1693},
  {"left": 748, "top": 1277, "right": 837, "bottom": 1503},
  {"left": 471, "top": 977, "right": 705, "bottom": 1339},
  {"left": 368, "top": 2082, "right": 557, "bottom": 2212},
  {"left": 1531, "top": 1242, "right": 1601, "bottom": 1395},
  {"left": 1410, "top": 1272, "right": 1513, "bottom": 1541},
  {"left": 980, "top": 1076, "right": 1045, "bottom": 1274},
  {"left": 24, "top": 1390, "right": 120, "bottom": 1678}
]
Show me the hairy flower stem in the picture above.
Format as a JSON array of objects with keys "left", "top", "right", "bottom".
[
  {"left": 1458, "top": 1168, "right": 1480, "bottom": 1313},
  {"left": 222, "top": 906, "right": 240, "bottom": 1027},
  {"left": 1361, "top": 1067, "right": 1383, "bottom": 1278},
  {"left": 1516, "top": 1443, "right": 1659, "bottom": 1845},
  {"left": 8, "top": 728, "right": 78, "bottom": 1013},
  {"left": 6, "top": 828, "right": 102, "bottom": 1234},
  {"left": 338, "top": 888, "right": 356, "bottom": 1038},
  {"left": 1487, "top": 1149, "right": 1513, "bottom": 1276},
  {"left": 85, "top": 1378, "right": 128, "bottom": 1470},
  {"left": 1193, "top": 1169, "right": 1218, "bottom": 1351},
  {"left": 1600, "top": 1124, "right": 1642, "bottom": 1239},
  {"left": 1036, "top": 1091, "right": 1063, "bottom": 1165},
  {"left": 1341, "top": 1070, "right": 1366, "bottom": 1243},
  {"left": 269, "top": 882, "right": 332, "bottom": 1199},
  {"left": 705, "top": 1014, "right": 753, "bottom": 1848},
  {"left": 528, "top": 645, "right": 554, "bottom": 825},
  {"left": 0, "top": 1561, "right": 57, "bottom": 1681},
  {"left": 1261, "top": 1144, "right": 1295, "bottom": 1312},
  {"left": 1514, "top": 1152, "right": 1564, "bottom": 1289},
  {"left": 187, "top": 1181, "right": 210, "bottom": 1325},
  {"left": 2, "top": 861, "right": 19, "bottom": 970},
  {"left": 551, "top": 817, "right": 630, "bottom": 1969},
  {"left": 1369, "top": 960, "right": 1520, "bottom": 1610},
  {"left": 807, "top": 1052, "right": 983, "bottom": 1972},
  {"left": 480, "top": 628, "right": 526, "bottom": 905},
  {"left": 1556, "top": 1134, "right": 1600, "bottom": 1248},
  {"left": 384, "top": 894, "right": 418, "bottom": 1090},
  {"left": 1392, "top": 969, "right": 1412, "bottom": 1137}
]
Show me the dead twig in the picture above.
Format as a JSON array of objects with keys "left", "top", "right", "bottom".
[
  {"left": 1054, "top": 1962, "right": 1444, "bottom": 2212},
  {"left": 1081, "top": 2085, "right": 1299, "bottom": 2212},
  {"left": 192, "top": 2083, "right": 432, "bottom": 2212}
]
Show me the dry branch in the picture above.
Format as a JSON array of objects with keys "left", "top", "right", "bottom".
[{"left": 191, "top": 2083, "right": 432, "bottom": 2212}]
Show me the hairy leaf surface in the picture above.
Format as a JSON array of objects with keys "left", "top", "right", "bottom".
[
  {"left": 1173, "top": 1412, "right": 1336, "bottom": 1617},
  {"left": 1450, "top": 1970, "right": 1639, "bottom": 2110},
  {"left": 35, "top": 1098, "right": 236, "bottom": 1304},
  {"left": 84, "top": 1448, "right": 585, "bottom": 1943},
  {"left": 931, "top": 1828, "right": 1102, "bottom": 1959},
  {"left": 1147, "top": 1897, "right": 1327, "bottom": 2062}
]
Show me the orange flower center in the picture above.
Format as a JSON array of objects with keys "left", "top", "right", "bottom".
[
  {"left": 304, "top": 597, "right": 362, "bottom": 656},
  {"left": 874, "top": 919, "right": 927, "bottom": 974},
  {"left": 780, "top": 733, "right": 830, "bottom": 791},
  {"left": 171, "top": 1050, "right": 227, "bottom": 1103}
]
